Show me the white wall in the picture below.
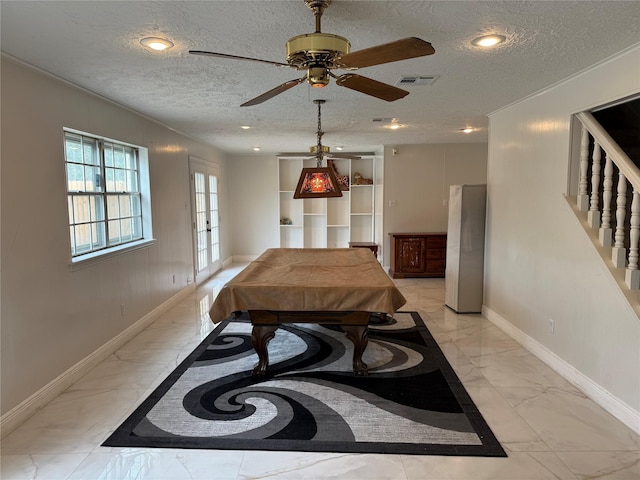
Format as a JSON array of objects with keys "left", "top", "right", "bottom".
[
  {"left": 382, "top": 143, "right": 488, "bottom": 265},
  {"left": 0, "top": 57, "right": 230, "bottom": 415},
  {"left": 485, "top": 45, "right": 640, "bottom": 415},
  {"left": 226, "top": 154, "right": 280, "bottom": 257}
]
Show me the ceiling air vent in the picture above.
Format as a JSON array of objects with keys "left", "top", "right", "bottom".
[
  {"left": 372, "top": 118, "right": 398, "bottom": 124},
  {"left": 396, "top": 75, "right": 439, "bottom": 86}
]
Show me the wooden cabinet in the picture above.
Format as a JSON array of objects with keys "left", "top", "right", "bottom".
[{"left": 389, "top": 232, "right": 447, "bottom": 278}]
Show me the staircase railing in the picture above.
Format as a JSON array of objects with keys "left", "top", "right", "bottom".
[{"left": 574, "top": 111, "right": 640, "bottom": 290}]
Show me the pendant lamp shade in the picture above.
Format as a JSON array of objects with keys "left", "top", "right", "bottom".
[{"left": 293, "top": 167, "right": 342, "bottom": 198}]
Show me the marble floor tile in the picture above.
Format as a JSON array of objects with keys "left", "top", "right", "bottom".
[
  {"left": 2, "top": 388, "right": 147, "bottom": 455},
  {"left": 464, "top": 386, "right": 550, "bottom": 451},
  {"left": 1, "top": 454, "right": 88, "bottom": 480},
  {"left": 238, "top": 451, "right": 407, "bottom": 480},
  {"left": 469, "top": 348, "right": 579, "bottom": 390},
  {"left": 498, "top": 386, "right": 640, "bottom": 451},
  {"left": 450, "top": 324, "right": 523, "bottom": 358},
  {"left": 2, "top": 267, "right": 638, "bottom": 480},
  {"left": 555, "top": 451, "right": 640, "bottom": 479},
  {"left": 66, "top": 357, "right": 171, "bottom": 392},
  {"left": 402, "top": 451, "right": 578, "bottom": 480},
  {"left": 65, "top": 449, "right": 245, "bottom": 480},
  {"left": 436, "top": 340, "right": 495, "bottom": 388}
]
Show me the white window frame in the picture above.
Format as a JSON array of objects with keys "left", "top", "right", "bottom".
[{"left": 64, "top": 128, "right": 154, "bottom": 269}]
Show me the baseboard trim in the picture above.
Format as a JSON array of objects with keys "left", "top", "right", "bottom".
[
  {"left": 482, "top": 305, "right": 640, "bottom": 435},
  {"left": 0, "top": 283, "right": 196, "bottom": 439},
  {"left": 232, "top": 254, "right": 259, "bottom": 262}
]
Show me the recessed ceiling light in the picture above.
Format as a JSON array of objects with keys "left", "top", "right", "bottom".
[
  {"left": 253, "top": 147, "right": 261, "bottom": 151},
  {"left": 335, "top": 146, "right": 343, "bottom": 151},
  {"left": 388, "top": 124, "right": 402, "bottom": 130},
  {"left": 241, "top": 125, "right": 251, "bottom": 129},
  {"left": 140, "top": 37, "right": 174, "bottom": 51},
  {"left": 471, "top": 34, "right": 506, "bottom": 48},
  {"left": 460, "top": 127, "right": 474, "bottom": 133}
]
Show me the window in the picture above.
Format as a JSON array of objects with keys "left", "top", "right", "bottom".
[{"left": 64, "top": 130, "right": 153, "bottom": 263}]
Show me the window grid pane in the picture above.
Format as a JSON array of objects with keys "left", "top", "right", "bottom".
[{"left": 65, "top": 131, "right": 143, "bottom": 257}]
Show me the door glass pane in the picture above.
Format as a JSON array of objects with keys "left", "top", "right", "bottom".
[
  {"left": 194, "top": 172, "right": 207, "bottom": 272},
  {"left": 209, "top": 174, "right": 220, "bottom": 262}
]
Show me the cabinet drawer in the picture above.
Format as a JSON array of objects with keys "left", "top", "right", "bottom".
[
  {"left": 426, "top": 236, "right": 446, "bottom": 248},
  {"left": 425, "top": 260, "right": 445, "bottom": 274},
  {"left": 426, "top": 248, "right": 444, "bottom": 260}
]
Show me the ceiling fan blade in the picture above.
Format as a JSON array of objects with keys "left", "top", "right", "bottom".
[
  {"left": 189, "top": 50, "right": 291, "bottom": 68},
  {"left": 335, "top": 74, "right": 409, "bottom": 102},
  {"left": 241, "top": 77, "right": 306, "bottom": 107},
  {"left": 335, "top": 37, "right": 434, "bottom": 69},
  {"left": 328, "top": 153, "right": 361, "bottom": 160}
]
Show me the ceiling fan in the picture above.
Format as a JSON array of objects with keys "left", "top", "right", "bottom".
[{"left": 189, "top": 0, "right": 435, "bottom": 106}]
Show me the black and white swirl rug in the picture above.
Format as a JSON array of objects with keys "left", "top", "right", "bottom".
[{"left": 103, "top": 312, "right": 506, "bottom": 456}]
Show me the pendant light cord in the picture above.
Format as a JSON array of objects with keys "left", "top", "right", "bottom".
[{"left": 316, "top": 100, "right": 324, "bottom": 167}]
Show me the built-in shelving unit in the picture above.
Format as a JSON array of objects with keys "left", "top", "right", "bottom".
[{"left": 278, "top": 156, "right": 382, "bottom": 255}]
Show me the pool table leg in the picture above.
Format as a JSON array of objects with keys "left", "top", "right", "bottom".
[
  {"left": 342, "top": 325, "right": 369, "bottom": 375},
  {"left": 251, "top": 325, "right": 278, "bottom": 376}
]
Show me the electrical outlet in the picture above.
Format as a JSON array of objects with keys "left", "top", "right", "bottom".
[
  {"left": 548, "top": 318, "right": 555, "bottom": 333},
  {"left": 172, "top": 274, "right": 176, "bottom": 284}
]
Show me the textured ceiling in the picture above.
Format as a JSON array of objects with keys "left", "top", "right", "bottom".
[{"left": 1, "top": 1, "right": 639, "bottom": 154}]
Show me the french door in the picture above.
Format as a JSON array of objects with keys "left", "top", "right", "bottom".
[{"left": 190, "top": 157, "right": 221, "bottom": 284}]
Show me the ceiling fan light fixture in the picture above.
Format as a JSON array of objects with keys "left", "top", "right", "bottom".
[
  {"left": 471, "top": 34, "right": 506, "bottom": 48},
  {"left": 140, "top": 37, "right": 174, "bottom": 51},
  {"left": 307, "top": 65, "right": 330, "bottom": 87}
]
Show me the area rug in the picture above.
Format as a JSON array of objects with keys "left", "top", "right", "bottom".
[{"left": 103, "top": 312, "right": 506, "bottom": 456}]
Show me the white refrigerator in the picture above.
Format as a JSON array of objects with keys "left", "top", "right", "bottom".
[{"left": 445, "top": 184, "right": 487, "bottom": 313}]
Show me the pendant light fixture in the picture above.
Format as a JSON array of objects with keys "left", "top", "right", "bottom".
[{"left": 293, "top": 99, "right": 343, "bottom": 199}]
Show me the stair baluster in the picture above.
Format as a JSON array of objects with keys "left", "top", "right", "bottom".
[
  {"left": 613, "top": 173, "right": 628, "bottom": 268},
  {"left": 578, "top": 125, "right": 590, "bottom": 211},
  {"left": 626, "top": 188, "right": 640, "bottom": 289},
  {"left": 588, "top": 141, "right": 602, "bottom": 228},
  {"left": 573, "top": 111, "right": 640, "bottom": 290},
  {"left": 599, "top": 153, "right": 614, "bottom": 247}
]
